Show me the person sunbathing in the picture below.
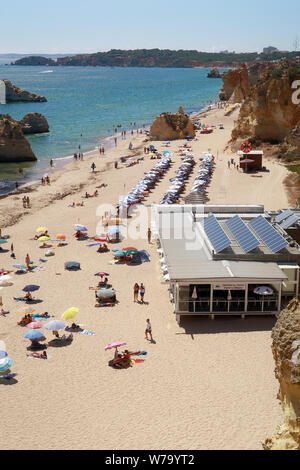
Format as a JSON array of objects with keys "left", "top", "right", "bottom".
[
  {"left": 18, "top": 314, "right": 33, "bottom": 326},
  {"left": 40, "top": 242, "right": 52, "bottom": 248},
  {"left": 59, "top": 333, "right": 73, "bottom": 342},
  {"left": 93, "top": 190, "right": 98, "bottom": 197},
  {"left": 0, "top": 308, "right": 9, "bottom": 317},
  {"left": 25, "top": 292, "right": 34, "bottom": 301},
  {"left": 27, "top": 351, "right": 47, "bottom": 360}
]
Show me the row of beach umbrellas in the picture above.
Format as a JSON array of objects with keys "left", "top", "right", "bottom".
[{"left": 161, "top": 155, "right": 195, "bottom": 205}]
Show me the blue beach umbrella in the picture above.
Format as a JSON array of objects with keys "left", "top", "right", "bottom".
[
  {"left": 13, "top": 264, "right": 27, "bottom": 270},
  {"left": 24, "top": 330, "right": 44, "bottom": 341},
  {"left": 0, "top": 357, "right": 13, "bottom": 373},
  {"left": 74, "top": 224, "right": 88, "bottom": 232},
  {"left": 0, "top": 350, "right": 8, "bottom": 360},
  {"left": 23, "top": 285, "right": 40, "bottom": 293},
  {"left": 113, "top": 250, "right": 125, "bottom": 257},
  {"left": 108, "top": 226, "right": 120, "bottom": 235}
]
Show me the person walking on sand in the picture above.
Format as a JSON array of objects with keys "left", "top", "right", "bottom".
[
  {"left": 26, "top": 196, "right": 30, "bottom": 208},
  {"left": 25, "top": 253, "right": 31, "bottom": 270},
  {"left": 147, "top": 227, "right": 152, "bottom": 244},
  {"left": 134, "top": 283, "right": 139, "bottom": 303},
  {"left": 140, "top": 283, "right": 145, "bottom": 303},
  {"left": 145, "top": 319, "right": 153, "bottom": 342},
  {"left": 91, "top": 162, "right": 96, "bottom": 172}
]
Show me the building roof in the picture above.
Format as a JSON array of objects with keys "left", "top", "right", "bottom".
[{"left": 155, "top": 205, "right": 298, "bottom": 282}]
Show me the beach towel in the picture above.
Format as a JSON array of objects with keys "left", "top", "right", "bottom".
[
  {"left": 133, "top": 359, "right": 145, "bottom": 364},
  {"left": 79, "top": 330, "right": 96, "bottom": 336},
  {"left": 27, "top": 355, "right": 51, "bottom": 361},
  {"left": 39, "top": 259, "right": 48, "bottom": 263},
  {"left": 87, "top": 243, "right": 101, "bottom": 247},
  {"left": 3, "top": 373, "right": 17, "bottom": 380}
]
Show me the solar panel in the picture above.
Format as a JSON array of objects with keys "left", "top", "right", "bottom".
[
  {"left": 203, "top": 215, "right": 231, "bottom": 253},
  {"left": 280, "top": 214, "right": 300, "bottom": 230},
  {"left": 225, "top": 215, "right": 260, "bottom": 253},
  {"left": 249, "top": 216, "right": 288, "bottom": 253},
  {"left": 275, "top": 209, "right": 293, "bottom": 224}
]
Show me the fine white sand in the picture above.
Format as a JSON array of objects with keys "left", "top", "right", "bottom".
[{"left": 0, "top": 107, "right": 289, "bottom": 450}]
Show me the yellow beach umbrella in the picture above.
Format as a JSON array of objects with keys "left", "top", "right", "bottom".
[
  {"left": 36, "top": 227, "right": 48, "bottom": 233},
  {"left": 38, "top": 236, "right": 50, "bottom": 242},
  {"left": 62, "top": 307, "right": 79, "bottom": 321}
]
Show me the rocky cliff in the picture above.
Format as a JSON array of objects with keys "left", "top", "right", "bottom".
[
  {"left": 228, "top": 60, "right": 300, "bottom": 144},
  {"left": 2, "top": 79, "right": 47, "bottom": 102},
  {"left": 150, "top": 107, "right": 195, "bottom": 141},
  {"left": 19, "top": 113, "right": 49, "bottom": 134},
  {"left": 219, "top": 64, "right": 251, "bottom": 102},
  {"left": 263, "top": 299, "right": 300, "bottom": 450},
  {"left": 0, "top": 114, "right": 37, "bottom": 163}
]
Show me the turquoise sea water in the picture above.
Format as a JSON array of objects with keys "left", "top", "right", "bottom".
[{"left": 0, "top": 64, "right": 224, "bottom": 194}]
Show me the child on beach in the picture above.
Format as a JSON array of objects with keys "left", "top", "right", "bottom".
[{"left": 145, "top": 319, "right": 153, "bottom": 342}]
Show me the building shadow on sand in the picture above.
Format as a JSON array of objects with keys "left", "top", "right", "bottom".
[{"left": 177, "top": 315, "right": 276, "bottom": 337}]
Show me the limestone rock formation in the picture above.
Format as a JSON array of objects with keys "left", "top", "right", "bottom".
[
  {"left": 279, "top": 122, "right": 300, "bottom": 161},
  {"left": 2, "top": 79, "right": 47, "bottom": 102},
  {"left": 207, "top": 68, "right": 221, "bottom": 78},
  {"left": 263, "top": 299, "right": 300, "bottom": 450},
  {"left": 231, "top": 73, "right": 300, "bottom": 143},
  {"left": 19, "top": 113, "right": 49, "bottom": 134},
  {"left": 0, "top": 114, "right": 37, "bottom": 163},
  {"left": 219, "top": 64, "right": 250, "bottom": 102},
  {"left": 150, "top": 107, "right": 195, "bottom": 141}
]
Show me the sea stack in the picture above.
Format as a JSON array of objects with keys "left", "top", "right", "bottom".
[
  {"left": 263, "top": 299, "right": 300, "bottom": 450},
  {"left": 2, "top": 79, "right": 47, "bottom": 102},
  {"left": 150, "top": 106, "right": 195, "bottom": 141},
  {"left": 0, "top": 114, "right": 37, "bottom": 163},
  {"left": 19, "top": 113, "right": 49, "bottom": 134},
  {"left": 207, "top": 68, "right": 221, "bottom": 78}
]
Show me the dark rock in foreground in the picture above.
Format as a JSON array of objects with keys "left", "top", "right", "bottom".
[
  {"left": 2, "top": 79, "right": 47, "bottom": 102},
  {"left": 0, "top": 114, "right": 37, "bottom": 163},
  {"left": 19, "top": 113, "right": 49, "bottom": 135}
]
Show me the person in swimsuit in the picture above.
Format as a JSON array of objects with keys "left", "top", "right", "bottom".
[
  {"left": 134, "top": 283, "right": 139, "bottom": 302},
  {"left": 140, "top": 283, "right": 145, "bottom": 303}
]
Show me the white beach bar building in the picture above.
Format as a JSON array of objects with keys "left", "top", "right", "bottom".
[{"left": 152, "top": 205, "right": 300, "bottom": 324}]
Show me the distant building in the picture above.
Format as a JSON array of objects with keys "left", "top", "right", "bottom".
[
  {"left": 263, "top": 46, "right": 279, "bottom": 54},
  {"left": 220, "top": 50, "right": 236, "bottom": 55}
]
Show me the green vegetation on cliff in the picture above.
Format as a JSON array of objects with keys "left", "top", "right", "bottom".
[{"left": 12, "top": 49, "right": 300, "bottom": 68}]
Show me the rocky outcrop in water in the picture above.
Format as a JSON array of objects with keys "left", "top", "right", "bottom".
[
  {"left": 3, "top": 79, "right": 47, "bottom": 102},
  {"left": 263, "top": 299, "right": 300, "bottom": 450},
  {"left": 19, "top": 113, "right": 49, "bottom": 135},
  {"left": 207, "top": 68, "right": 221, "bottom": 78},
  {"left": 150, "top": 107, "right": 195, "bottom": 141},
  {"left": 13, "top": 56, "right": 56, "bottom": 66},
  {"left": 0, "top": 114, "right": 37, "bottom": 163}
]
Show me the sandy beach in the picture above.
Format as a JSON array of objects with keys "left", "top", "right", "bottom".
[{"left": 0, "top": 106, "right": 291, "bottom": 450}]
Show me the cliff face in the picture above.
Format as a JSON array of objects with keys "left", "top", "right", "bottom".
[
  {"left": 228, "top": 60, "right": 300, "bottom": 143},
  {"left": 263, "top": 299, "right": 300, "bottom": 450},
  {"left": 19, "top": 113, "right": 49, "bottom": 135},
  {"left": 0, "top": 114, "right": 37, "bottom": 163},
  {"left": 279, "top": 122, "right": 300, "bottom": 161},
  {"left": 150, "top": 107, "right": 195, "bottom": 141},
  {"left": 219, "top": 64, "right": 250, "bottom": 102},
  {"left": 3, "top": 79, "right": 47, "bottom": 103}
]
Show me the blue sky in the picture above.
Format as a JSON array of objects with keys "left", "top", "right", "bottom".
[{"left": 1, "top": 0, "right": 299, "bottom": 54}]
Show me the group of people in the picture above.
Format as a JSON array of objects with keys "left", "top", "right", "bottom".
[
  {"left": 133, "top": 283, "right": 146, "bottom": 303},
  {"left": 74, "top": 153, "right": 84, "bottom": 161},
  {"left": 41, "top": 176, "right": 51, "bottom": 185},
  {"left": 22, "top": 196, "right": 30, "bottom": 208}
]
